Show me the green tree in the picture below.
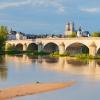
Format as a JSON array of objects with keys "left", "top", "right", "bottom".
[
  {"left": 91, "top": 32, "right": 100, "bottom": 37},
  {"left": 68, "top": 32, "right": 77, "bottom": 38},
  {"left": 0, "top": 26, "right": 8, "bottom": 51},
  {"left": 6, "top": 44, "right": 16, "bottom": 51}
]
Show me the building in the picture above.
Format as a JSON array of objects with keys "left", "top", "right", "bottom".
[
  {"left": 8, "top": 30, "right": 17, "bottom": 40},
  {"left": 77, "top": 26, "right": 82, "bottom": 37},
  {"left": 16, "top": 32, "right": 27, "bottom": 40},
  {"left": 64, "top": 22, "right": 75, "bottom": 36},
  {"left": 8, "top": 22, "right": 90, "bottom": 40},
  {"left": 7, "top": 29, "right": 27, "bottom": 40},
  {"left": 64, "top": 22, "right": 90, "bottom": 37},
  {"left": 81, "top": 31, "right": 90, "bottom": 37}
]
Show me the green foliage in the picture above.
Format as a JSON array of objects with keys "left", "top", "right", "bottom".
[
  {"left": 91, "top": 32, "right": 100, "bottom": 37},
  {"left": 81, "top": 46, "right": 89, "bottom": 54},
  {"left": 89, "top": 55, "right": 100, "bottom": 59},
  {"left": 50, "top": 51, "right": 59, "bottom": 57},
  {"left": 75, "top": 54, "right": 100, "bottom": 59},
  {"left": 0, "top": 25, "right": 8, "bottom": 51},
  {"left": 75, "top": 54, "right": 89, "bottom": 59},
  {"left": 60, "top": 52, "right": 70, "bottom": 57},
  {"left": 53, "top": 51, "right": 59, "bottom": 55},
  {"left": 6, "top": 44, "right": 16, "bottom": 51},
  {"left": 68, "top": 32, "right": 77, "bottom": 38},
  {"left": 6, "top": 51, "right": 23, "bottom": 55},
  {"left": 26, "top": 51, "right": 48, "bottom": 56},
  {"left": 50, "top": 51, "right": 70, "bottom": 57}
]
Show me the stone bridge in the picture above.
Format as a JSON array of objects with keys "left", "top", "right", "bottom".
[{"left": 6, "top": 37, "right": 100, "bottom": 56}]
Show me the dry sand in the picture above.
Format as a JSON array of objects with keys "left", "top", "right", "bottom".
[{"left": 0, "top": 81, "right": 75, "bottom": 100}]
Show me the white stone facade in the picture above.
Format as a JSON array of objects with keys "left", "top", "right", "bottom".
[{"left": 64, "top": 22, "right": 75, "bottom": 36}]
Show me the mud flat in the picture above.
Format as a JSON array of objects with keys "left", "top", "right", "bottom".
[{"left": 0, "top": 81, "right": 75, "bottom": 100}]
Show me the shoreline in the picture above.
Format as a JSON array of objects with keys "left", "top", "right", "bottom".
[
  {"left": 0, "top": 81, "right": 75, "bottom": 100},
  {"left": 1, "top": 51, "right": 100, "bottom": 59}
]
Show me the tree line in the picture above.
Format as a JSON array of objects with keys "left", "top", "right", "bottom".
[{"left": 0, "top": 25, "right": 8, "bottom": 52}]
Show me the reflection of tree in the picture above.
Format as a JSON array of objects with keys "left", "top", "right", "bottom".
[
  {"left": 67, "top": 59, "right": 88, "bottom": 66},
  {"left": 96, "top": 60, "right": 100, "bottom": 66},
  {"left": 0, "top": 66, "right": 7, "bottom": 81},
  {"left": 45, "top": 57, "right": 59, "bottom": 63},
  {"left": 0, "top": 56, "right": 7, "bottom": 81},
  {"left": 15, "top": 55, "right": 23, "bottom": 57},
  {"left": 27, "top": 55, "right": 38, "bottom": 63},
  {"left": 0, "top": 56, "right": 5, "bottom": 64}
]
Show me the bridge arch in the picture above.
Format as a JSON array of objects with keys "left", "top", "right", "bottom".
[
  {"left": 65, "top": 42, "right": 89, "bottom": 56},
  {"left": 15, "top": 43, "right": 23, "bottom": 51},
  {"left": 27, "top": 43, "right": 38, "bottom": 51},
  {"left": 43, "top": 42, "right": 59, "bottom": 53},
  {"left": 97, "top": 48, "right": 100, "bottom": 55}
]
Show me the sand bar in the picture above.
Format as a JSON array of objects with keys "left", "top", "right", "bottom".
[{"left": 0, "top": 81, "right": 75, "bottom": 100}]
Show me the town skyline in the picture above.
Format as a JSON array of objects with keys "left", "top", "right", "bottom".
[{"left": 0, "top": 0, "right": 100, "bottom": 34}]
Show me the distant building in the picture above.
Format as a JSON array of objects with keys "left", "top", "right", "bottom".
[
  {"left": 64, "top": 22, "right": 90, "bottom": 37},
  {"left": 64, "top": 22, "right": 75, "bottom": 36},
  {"left": 7, "top": 29, "right": 27, "bottom": 40},
  {"left": 7, "top": 23, "right": 90, "bottom": 40},
  {"left": 8, "top": 30, "right": 17, "bottom": 40},
  {"left": 81, "top": 31, "right": 90, "bottom": 37},
  {"left": 16, "top": 32, "right": 27, "bottom": 40},
  {"left": 77, "top": 26, "right": 82, "bottom": 37},
  {"left": 26, "top": 34, "right": 37, "bottom": 39}
]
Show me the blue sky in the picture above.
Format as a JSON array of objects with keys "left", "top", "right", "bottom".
[{"left": 0, "top": 0, "right": 100, "bottom": 34}]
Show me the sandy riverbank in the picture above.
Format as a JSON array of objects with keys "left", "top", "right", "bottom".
[{"left": 0, "top": 81, "right": 75, "bottom": 100}]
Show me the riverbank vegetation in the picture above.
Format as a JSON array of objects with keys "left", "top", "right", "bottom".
[
  {"left": 50, "top": 51, "right": 100, "bottom": 59},
  {"left": 91, "top": 32, "right": 100, "bottom": 37},
  {"left": 0, "top": 26, "right": 8, "bottom": 53},
  {"left": 4, "top": 49, "right": 100, "bottom": 60},
  {"left": 5, "top": 50, "right": 49, "bottom": 56}
]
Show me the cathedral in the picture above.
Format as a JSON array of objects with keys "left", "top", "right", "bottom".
[
  {"left": 64, "top": 22, "right": 90, "bottom": 37},
  {"left": 64, "top": 22, "right": 75, "bottom": 36}
]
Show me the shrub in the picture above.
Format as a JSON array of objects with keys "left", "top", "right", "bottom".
[
  {"left": 75, "top": 54, "right": 88, "bottom": 59},
  {"left": 59, "top": 52, "right": 70, "bottom": 57},
  {"left": 91, "top": 32, "right": 100, "bottom": 37},
  {"left": 68, "top": 32, "right": 77, "bottom": 38}
]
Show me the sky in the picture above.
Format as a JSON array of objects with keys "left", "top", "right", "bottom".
[{"left": 0, "top": 0, "right": 100, "bottom": 34}]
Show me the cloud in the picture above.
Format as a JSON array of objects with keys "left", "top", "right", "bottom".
[
  {"left": 0, "top": 0, "right": 65, "bottom": 13},
  {"left": 51, "top": 0, "right": 65, "bottom": 13},
  {"left": 29, "top": 0, "right": 65, "bottom": 13},
  {"left": 81, "top": 7, "right": 100, "bottom": 13},
  {"left": 0, "top": 0, "right": 31, "bottom": 9}
]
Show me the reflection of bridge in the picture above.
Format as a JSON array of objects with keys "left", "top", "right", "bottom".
[
  {"left": 5, "top": 55, "right": 100, "bottom": 79},
  {"left": 6, "top": 37, "right": 100, "bottom": 56},
  {"left": 36, "top": 57, "right": 100, "bottom": 78}
]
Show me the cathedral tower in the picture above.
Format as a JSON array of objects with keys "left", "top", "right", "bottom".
[{"left": 64, "top": 22, "right": 75, "bottom": 36}]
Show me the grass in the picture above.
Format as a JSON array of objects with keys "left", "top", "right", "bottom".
[
  {"left": 5, "top": 50, "right": 49, "bottom": 56},
  {"left": 2, "top": 50, "right": 100, "bottom": 59}
]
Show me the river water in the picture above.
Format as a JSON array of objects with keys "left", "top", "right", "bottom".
[{"left": 0, "top": 55, "right": 100, "bottom": 100}]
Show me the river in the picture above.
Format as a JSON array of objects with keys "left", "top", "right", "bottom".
[{"left": 0, "top": 55, "right": 100, "bottom": 100}]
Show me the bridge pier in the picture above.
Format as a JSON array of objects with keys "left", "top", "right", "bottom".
[
  {"left": 88, "top": 60, "right": 96, "bottom": 74},
  {"left": 59, "top": 43, "right": 65, "bottom": 55},
  {"left": 38, "top": 42, "right": 43, "bottom": 52},
  {"left": 89, "top": 42, "right": 97, "bottom": 56},
  {"left": 23, "top": 44, "right": 27, "bottom": 51}
]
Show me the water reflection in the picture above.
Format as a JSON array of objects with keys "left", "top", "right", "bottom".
[
  {"left": 0, "top": 56, "right": 7, "bottom": 81},
  {"left": 67, "top": 59, "right": 88, "bottom": 66},
  {"left": 3, "top": 55, "right": 100, "bottom": 80}
]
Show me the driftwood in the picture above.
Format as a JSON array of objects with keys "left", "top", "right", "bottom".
[{"left": 0, "top": 81, "right": 75, "bottom": 100}]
